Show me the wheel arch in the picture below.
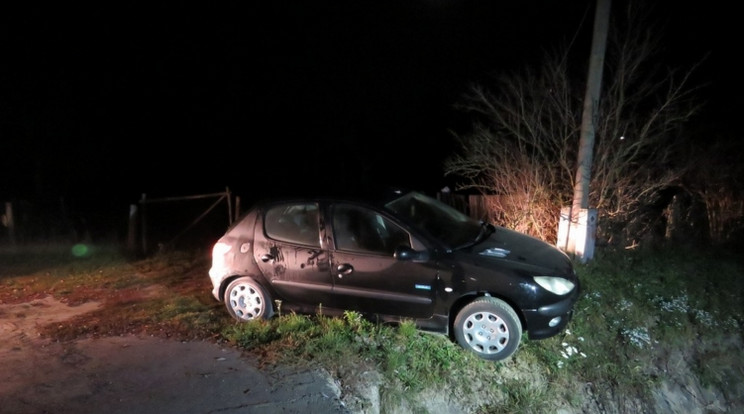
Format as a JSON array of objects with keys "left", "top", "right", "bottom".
[
  {"left": 219, "top": 273, "right": 270, "bottom": 302},
  {"left": 447, "top": 292, "right": 526, "bottom": 340}
]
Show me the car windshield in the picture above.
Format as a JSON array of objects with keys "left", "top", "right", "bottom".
[{"left": 384, "top": 191, "right": 485, "bottom": 249}]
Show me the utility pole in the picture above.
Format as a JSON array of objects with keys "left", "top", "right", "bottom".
[{"left": 557, "top": 0, "right": 611, "bottom": 263}]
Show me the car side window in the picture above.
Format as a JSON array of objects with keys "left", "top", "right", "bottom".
[
  {"left": 332, "top": 204, "right": 410, "bottom": 255},
  {"left": 264, "top": 203, "right": 320, "bottom": 247}
]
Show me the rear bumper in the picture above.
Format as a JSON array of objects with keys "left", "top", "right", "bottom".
[{"left": 208, "top": 266, "right": 227, "bottom": 302}]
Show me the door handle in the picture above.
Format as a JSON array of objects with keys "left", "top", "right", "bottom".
[{"left": 336, "top": 263, "right": 353, "bottom": 276}]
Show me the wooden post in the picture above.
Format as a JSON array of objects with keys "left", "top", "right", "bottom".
[
  {"left": 4, "top": 202, "right": 15, "bottom": 245},
  {"left": 235, "top": 196, "right": 241, "bottom": 222},
  {"left": 226, "top": 187, "right": 233, "bottom": 225},
  {"left": 140, "top": 193, "right": 148, "bottom": 254},
  {"left": 127, "top": 204, "right": 138, "bottom": 252}
]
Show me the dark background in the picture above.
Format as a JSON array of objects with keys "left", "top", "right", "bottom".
[{"left": 1, "top": 1, "right": 738, "bottom": 241}]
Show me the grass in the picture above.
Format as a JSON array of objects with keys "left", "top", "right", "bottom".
[
  {"left": 1, "top": 242, "right": 742, "bottom": 412},
  {"left": 567, "top": 247, "right": 744, "bottom": 394}
]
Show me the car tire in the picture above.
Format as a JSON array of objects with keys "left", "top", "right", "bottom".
[
  {"left": 224, "top": 277, "right": 274, "bottom": 322},
  {"left": 453, "top": 296, "right": 522, "bottom": 361}
]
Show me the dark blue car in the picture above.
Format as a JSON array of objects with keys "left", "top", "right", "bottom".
[{"left": 209, "top": 189, "right": 580, "bottom": 361}]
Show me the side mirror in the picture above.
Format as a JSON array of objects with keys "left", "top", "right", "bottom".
[{"left": 394, "top": 245, "right": 428, "bottom": 262}]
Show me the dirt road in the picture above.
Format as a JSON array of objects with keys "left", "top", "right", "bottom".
[{"left": 0, "top": 296, "right": 352, "bottom": 414}]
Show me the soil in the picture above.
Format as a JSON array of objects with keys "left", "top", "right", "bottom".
[{"left": 0, "top": 296, "right": 352, "bottom": 414}]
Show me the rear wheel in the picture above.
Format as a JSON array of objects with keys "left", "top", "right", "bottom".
[
  {"left": 453, "top": 297, "right": 522, "bottom": 361},
  {"left": 224, "top": 277, "right": 274, "bottom": 322}
]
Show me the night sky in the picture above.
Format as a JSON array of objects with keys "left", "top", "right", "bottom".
[{"left": 1, "top": 1, "right": 738, "bottom": 214}]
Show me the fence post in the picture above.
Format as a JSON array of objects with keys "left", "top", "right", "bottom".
[
  {"left": 235, "top": 196, "right": 241, "bottom": 222},
  {"left": 127, "top": 204, "right": 138, "bottom": 253},
  {"left": 225, "top": 187, "right": 233, "bottom": 225},
  {"left": 140, "top": 193, "right": 148, "bottom": 254},
  {"left": 4, "top": 202, "right": 15, "bottom": 245}
]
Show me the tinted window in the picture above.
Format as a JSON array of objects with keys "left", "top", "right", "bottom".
[
  {"left": 332, "top": 204, "right": 410, "bottom": 255},
  {"left": 264, "top": 203, "right": 321, "bottom": 247}
]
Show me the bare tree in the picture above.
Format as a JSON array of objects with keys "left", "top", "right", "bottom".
[
  {"left": 444, "top": 58, "right": 579, "bottom": 242},
  {"left": 445, "top": 2, "right": 705, "bottom": 247}
]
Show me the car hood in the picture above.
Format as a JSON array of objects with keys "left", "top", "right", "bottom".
[{"left": 469, "top": 226, "right": 574, "bottom": 276}]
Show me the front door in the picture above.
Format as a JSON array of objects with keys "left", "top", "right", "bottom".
[{"left": 328, "top": 203, "right": 437, "bottom": 318}]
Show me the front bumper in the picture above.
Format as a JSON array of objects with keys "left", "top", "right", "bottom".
[{"left": 523, "top": 284, "right": 581, "bottom": 340}]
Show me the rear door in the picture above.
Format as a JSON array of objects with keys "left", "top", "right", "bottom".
[{"left": 253, "top": 202, "right": 334, "bottom": 308}]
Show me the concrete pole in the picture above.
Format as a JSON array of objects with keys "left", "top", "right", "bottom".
[{"left": 565, "top": 0, "right": 611, "bottom": 262}]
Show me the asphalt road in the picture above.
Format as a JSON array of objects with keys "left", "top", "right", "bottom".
[{"left": 0, "top": 297, "right": 352, "bottom": 414}]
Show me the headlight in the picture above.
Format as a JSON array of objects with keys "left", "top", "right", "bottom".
[{"left": 534, "top": 276, "right": 575, "bottom": 295}]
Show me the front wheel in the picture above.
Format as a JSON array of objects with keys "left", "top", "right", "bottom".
[
  {"left": 453, "top": 297, "right": 522, "bottom": 361},
  {"left": 224, "top": 277, "right": 274, "bottom": 322}
]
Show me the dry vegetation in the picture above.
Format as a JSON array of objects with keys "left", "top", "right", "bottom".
[{"left": 0, "top": 244, "right": 227, "bottom": 342}]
